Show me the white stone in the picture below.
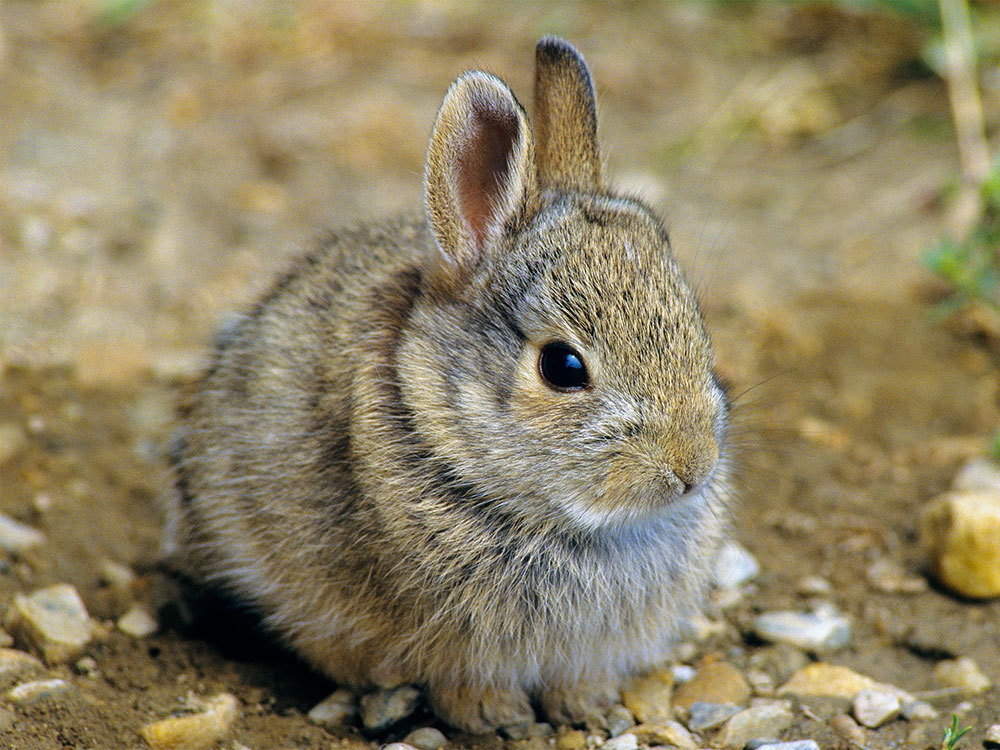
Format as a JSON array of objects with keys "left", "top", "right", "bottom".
[
  {"left": 139, "top": 693, "right": 239, "bottom": 750},
  {"left": 403, "top": 726, "right": 447, "bottom": 750},
  {"left": 5, "top": 584, "right": 94, "bottom": 664},
  {"left": 717, "top": 700, "right": 795, "bottom": 748},
  {"left": 932, "top": 656, "right": 992, "bottom": 693},
  {"left": 901, "top": 700, "right": 938, "bottom": 721},
  {"left": 6, "top": 678, "right": 73, "bottom": 705},
  {"left": 600, "top": 732, "right": 638, "bottom": 750},
  {"left": 752, "top": 608, "right": 851, "bottom": 652},
  {"left": 0, "top": 514, "right": 45, "bottom": 555},
  {"left": 852, "top": 688, "right": 901, "bottom": 729},
  {"left": 0, "top": 648, "right": 45, "bottom": 687},
  {"left": 952, "top": 457, "right": 1000, "bottom": 494},
  {"left": 795, "top": 575, "right": 832, "bottom": 596},
  {"left": 754, "top": 743, "right": 820, "bottom": 750},
  {"left": 307, "top": 688, "right": 356, "bottom": 727},
  {"left": 117, "top": 606, "right": 158, "bottom": 638},
  {"left": 713, "top": 541, "right": 760, "bottom": 589},
  {"left": 984, "top": 724, "right": 1000, "bottom": 744}
]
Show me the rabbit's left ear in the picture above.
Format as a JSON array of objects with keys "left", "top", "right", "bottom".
[{"left": 533, "top": 37, "right": 601, "bottom": 190}]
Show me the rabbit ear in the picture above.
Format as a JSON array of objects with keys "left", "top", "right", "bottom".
[
  {"left": 533, "top": 37, "right": 601, "bottom": 190},
  {"left": 424, "top": 71, "right": 538, "bottom": 287}
]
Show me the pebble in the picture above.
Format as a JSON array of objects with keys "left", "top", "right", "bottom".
[
  {"left": 0, "top": 647, "right": 45, "bottom": 687},
  {"left": 74, "top": 656, "right": 99, "bottom": 676},
  {"left": 672, "top": 661, "right": 749, "bottom": 711},
  {"left": 307, "top": 688, "right": 356, "bottom": 727},
  {"left": 6, "top": 584, "right": 95, "bottom": 664},
  {"left": 599, "top": 731, "right": 637, "bottom": 750},
  {"left": 139, "top": 692, "right": 239, "bottom": 750},
  {"left": 716, "top": 700, "right": 794, "bottom": 748},
  {"left": 631, "top": 721, "right": 696, "bottom": 749},
  {"left": 932, "top": 656, "right": 992, "bottom": 693},
  {"left": 686, "top": 701, "right": 741, "bottom": 731},
  {"left": 866, "top": 558, "right": 928, "bottom": 594},
  {"left": 359, "top": 685, "right": 421, "bottom": 731},
  {"left": 555, "top": 728, "right": 587, "bottom": 750},
  {"left": 605, "top": 704, "right": 634, "bottom": 736},
  {"left": 117, "top": 605, "right": 158, "bottom": 638},
  {"left": 6, "top": 678, "right": 73, "bottom": 705},
  {"left": 0, "top": 629, "right": 12, "bottom": 648},
  {"left": 670, "top": 664, "right": 696, "bottom": 684},
  {"left": 777, "top": 663, "right": 876, "bottom": 699},
  {"left": 952, "top": 456, "right": 1000, "bottom": 494},
  {"left": 403, "top": 726, "right": 447, "bottom": 750},
  {"left": 901, "top": 700, "right": 938, "bottom": 720},
  {"left": 851, "top": 688, "right": 900, "bottom": 728},
  {"left": 752, "top": 608, "right": 851, "bottom": 652},
  {"left": 920, "top": 491, "right": 1000, "bottom": 598},
  {"left": 829, "top": 713, "right": 866, "bottom": 744},
  {"left": 621, "top": 667, "right": 673, "bottom": 723},
  {"left": 985, "top": 724, "right": 1000, "bottom": 744},
  {"left": 747, "top": 644, "right": 809, "bottom": 685},
  {"left": 753, "top": 742, "right": 819, "bottom": 750},
  {"left": 382, "top": 744, "right": 418, "bottom": 750},
  {"left": 0, "top": 513, "right": 45, "bottom": 555},
  {"left": 745, "top": 669, "right": 776, "bottom": 695},
  {"left": 795, "top": 575, "right": 832, "bottom": 597},
  {"left": 712, "top": 541, "right": 760, "bottom": 589},
  {"left": 98, "top": 558, "right": 137, "bottom": 592}
]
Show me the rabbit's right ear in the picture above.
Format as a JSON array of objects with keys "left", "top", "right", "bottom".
[{"left": 424, "top": 72, "right": 538, "bottom": 291}]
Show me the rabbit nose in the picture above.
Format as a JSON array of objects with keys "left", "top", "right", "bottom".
[{"left": 663, "top": 438, "right": 719, "bottom": 493}]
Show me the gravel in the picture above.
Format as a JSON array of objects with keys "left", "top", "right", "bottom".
[
  {"left": 5, "top": 584, "right": 95, "bottom": 665},
  {"left": 752, "top": 607, "right": 851, "bottom": 652}
]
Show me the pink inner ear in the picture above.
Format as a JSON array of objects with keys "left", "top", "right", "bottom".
[{"left": 455, "top": 102, "right": 519, "bottom": 249}]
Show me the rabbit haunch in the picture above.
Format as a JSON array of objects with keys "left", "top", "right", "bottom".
[{"left": 166, "top": 37, "right": 732, "bottom": 733}]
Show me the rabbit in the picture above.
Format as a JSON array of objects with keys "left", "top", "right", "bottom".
[{"left": 165, "top": 36, "right": 733, "bottom": 733}]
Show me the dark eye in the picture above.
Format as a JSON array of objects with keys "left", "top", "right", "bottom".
[{"left": 538, "top": 342, "right": 589, "bottom": 391}]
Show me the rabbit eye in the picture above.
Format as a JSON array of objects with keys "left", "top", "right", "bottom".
[{"left": 538, "top": 342, "right": 589, "bottom": 391}]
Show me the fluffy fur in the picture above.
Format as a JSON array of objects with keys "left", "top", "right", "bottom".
[{"left": 166, "top": 37, "right": 733, "bottom": 732}]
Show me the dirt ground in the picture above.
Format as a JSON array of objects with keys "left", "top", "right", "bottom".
[{"left": 2, "top": 2, "right": 1000, "bottom": 749}]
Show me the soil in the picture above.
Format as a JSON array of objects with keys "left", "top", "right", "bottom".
[{"left": 2, "top": 2, "right": 999, "bottom": 749}]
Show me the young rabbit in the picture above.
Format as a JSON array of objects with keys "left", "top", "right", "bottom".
[{"left": 166, "top": 37, "right": 732, "bottom": 733}]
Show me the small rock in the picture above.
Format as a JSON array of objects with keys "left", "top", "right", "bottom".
[
  {"left": 795, "top": 575, "right": 832, "bottom": 597},
  {"left": 5, "top": 584, "right": 95, "bottom": 664},
  {"left": 778, "top": 663, "right": 875, "bottom": 699},
  {"left": 753, "top": 742, "right": 820, "bottom": 750},
  {"left": 555, "top": 728, "right": 587, "bottom": 750},
  {"left": 382, "top": 744, "right": 418, "bottom": 750},
  {"left": 0, "top": 630, "right": 12, "bottom": 648},
  {"left": 359, "top": 685, "right": 421, "bottom": 731},
  {"left": 920, "top": 491, "right": 1000, "bottom": 598},
  {"left": 752, "top": 608, "right": 851, "bottom": 652},
  {"left": 685, "top": 701, "right": 741, "bottom": 731},
  {"left": 747, "top": 644, "right": 809, "bottom": 685},
  {"left": 712, "top": 541, "right": 760, "bottom": 589},
  {"left": 307, "top": 688, "right": 356, "bottom": 727},
  {"left": 745, "top": 669, "right": 776, "bottom": 695},
  {"left": 984, "top": 724, "right": 1000, "bottom": 745},
  {"left": 0, "top": 514, "right": 45, "bottom": 555},
  {"left": 403, "top": 726, "right": 447, "bottom": 750},
  {"left": 98, "top": 558, "right": 137, "bottom": 592},
  {"left": 668, "top": 665, "right": 694, "bottom": 685},
  {"left": 5, "top": 678, "right": 73, "bottom": 705},
  {"left": 600, "top": 731, "right": 637, "bottom": 750},
  {"left": 828, "top": 713, "right": 866, "bottom": 744},
  {"left": 139, "top": 693, "right": 239, "bottom": 750},
  {"left": 866, "top": 559, "right": 928, "bottom": 594},
  {"left": 672, "top": 661, "right": 750, "bottom": 711},
  {"left": 631, "top": 721, "right": 696, "bottom": 749},
  {"left": 606, "top": 704, "right": 634, "bottom": 736},
  {"left": 0, "top": 648, "right": 45, "bottom": 688},
  {"left": 117, "top": 606, "right": 158, "bottom": 638},
  {"left": 74, "top": 656, "right": 99, "bottom": 676},
  {"left": 621, "top": 667, "right": 673, "bottom": 723},
  {"left": 901, "top": 700, "right": 938, "bottom": 721},
  {"left": 716, "top": 700, "right": 794, "bottom": 748},
  {"left": 851, "top": 688, "right": 900, "bottom": 728},
  {"left": 952, "top": 457, "right": 1000, "bottom": 494},
  {"left": 932, "top": 656, "right": 991, "bottom": 693}
]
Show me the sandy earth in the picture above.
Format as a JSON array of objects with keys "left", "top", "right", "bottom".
[{"left": 2, "top": 2, "right": 1000, "bottom": 749}]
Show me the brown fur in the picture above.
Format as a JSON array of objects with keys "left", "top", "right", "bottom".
[{"left": 166, "top": 37, "right": 733, "bottom": 733}]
